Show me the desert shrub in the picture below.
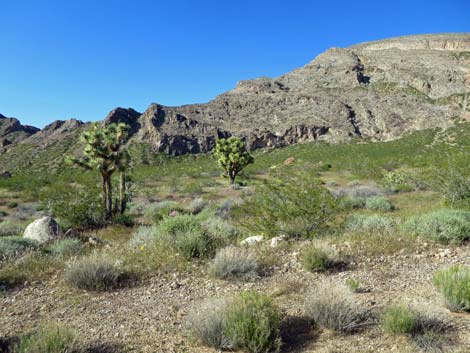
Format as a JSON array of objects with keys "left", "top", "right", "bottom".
[
  {"left": 64, "top": 255, "right": 127, "bottom": 291},
  {"left": 40, "top": 183, "right": 105, "bottom": 230},
  {"left": 433, "top": 265, "right": 470, "bottom": 311},
  {"left": 235, "top": 176, "right": 338, "bottom": 238},
  {"left": 143, "top": 200, "right": 183, "bottom": 223},
  {"left": 111, "top": 213, "right": 135, "bottom": 227},
  {"left": 383, "top": 170, "right": 416, "bottom": 193},
  {"left": 345, "top": 278, "right": 361, "bottom": 293},
  {"left": 202, "top": 217, "right": 240, "bottom": 242},
  {"left": 185, "top": 298, "right": 233, "bottom": 349},
  {"left": 403, "top": 209, "right": 470, "bottom": 244},
  {"left": 215, "top": 198, "right": 243, "bottom": 219},
  {"left": 224, "top": 291, "right": 282, "bottom": 353},
  {"left": 45, "top": 239, "right": 84, "bottom": 258},
  {"left": 346, "top": 214, "right": 396, "bottom": 234},
  {"left": 435, "top": 168, "right": 470, "bottom": 208},
  {"left": 339, "top": 196, "right": 366, "bottom": 210},
  {"left": 7, "top": 201, "right": 18, "bottom": 208},
  {"left": 0, "top": 236, "right": 37, "bottom": 261},
  {"left": 0, "top": 221, "right": 24, "bottom": 237},
  {"left": 365, "top": 196, "right": 394, "bottom": 212},
  {"left": 14, "top": 323, "right": 82, "bottom": 353},
  {"left": 304, "top": 283, "right": 369, "bottom": 333},
  {"left": 381, "top": 304, "right": 449, "bottom": 336},
  {"left": 129, "top": 226, "right": 156, "bottom": 247},
  {"left": 175, "top": 229, "right": 218, "bottom": 259},
  {"left": 334, "top": 184, "right": 383, "bottom": 199},
  {"left": 210, "top": 246, "right": 261, "bottom": 280},
  {"left": 302, "top": 244, "right": 336, "bottom": 272},
  {"left": 187, "top": 198, "right": 208, "bottom": 215},
  {"left": 0, "top": 210, "right": 7, "bottom": 217}
]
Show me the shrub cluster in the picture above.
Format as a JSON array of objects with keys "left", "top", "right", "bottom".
[
  {"left": 13, "top": 323, "right": 82, "bottom": 353},
  {"left": 64, "top": 255, "right": 127, "bottom": 291},
  {"left": 210, "top": 246, "right": 261, "bottom": 281},
  {"left": 433, "top": 265, "right": 470, "bottom": 311},
  {"left": 365, "top": 196, "right": 394, "bottom": 212},
  {"left": 45, "top": 239, "right": 84, "bottom": 258},
  {"left": 234, "top": 176, "right": 338, "bottom": 238},
  {"left": 304, "top": 283, "right": 369, "bottom": 333},
  {"left": 0, "top": 236, "right": 37, "bottom": 261},
  {"left": 403, "top": 209, "right": 470, "bottom": 244},
  {"left": 346, "top": 214, "right": 396, "bottom": 234},
  {"left": 301, "top": 244, "right": 337, "bottom": 272},
  {"left": 186, "top": 291, "right": 281, "bottom": 353}
]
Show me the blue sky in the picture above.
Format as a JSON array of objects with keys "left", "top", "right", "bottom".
[{"left": 1, "top": 0, "right": 469, "bottom": 127}]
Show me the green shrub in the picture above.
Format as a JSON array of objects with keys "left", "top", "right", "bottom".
[
  {"left": 0, "top": 221, "right": 24, "bottom": 237},
  {"left": 381, "top": 304, "right": 449, "bottom": 336},
  {"left": 339, "top": 196, "right": 366, "bottom": 210},
  {"left": 433, "top": 265, "right": 470, "bottom": 311},
  {"left": 40, "top": 183, "right": 105, "bottom": 230},
  {"left": 235, "top": 176, "right": 338, "bottom": 238},
  {"left": 210, "top": 246, "right": 261, "bottom": 281},
  {"left": 403, "top": 209, "right": 470, "bottom": 244},
  {"left": 383, "top": 170, "right": 416, "bottom": 193},
  {"left": 14, "top": 323, "right": 82, "bottom": 353},
  {"left": 64, "top": 255, "right": 127, "bottom": 291},
  {"left": 381, "top": 305, "right": 416, "bottom": 334},
  {"left": 345, "top": 278, "right": 361, "bottom": 293},
  {"left": 143, "top": 201, "right": 183, "bottom": 223},
  {"left": 302, "top": 244, "right": 336, "bottom": 272},
  {"left": 7, "top": 201, "right": 18, "bottom": 209},
  {"left": 365, "top": 196, "right": 394, "bottom": 212},
  {"left": 185, "top": 298, "right": 232, "bottom": 349},
  {"left": 435, "top": 168, "right": 470, "bottom": 208},
  {"left": 187, "top": 198, "right": 208, "bottom": 215},
  {"left": 0, "top": 210, "right": 8, "bottom": 217},
  {"left": 224, "top": 291, "right": 281, "bottom": 353},
  {"left": 0, "top": 236, "right": 37, "bottom": 260},
  {"left": 45, "top": 239, "right": 84, "bottom": 258},
  {"left": 346, "top": 214, "right": 395, "bottom": 234},
  {"left": 304, "top": 284, "right": 369, "bottom": 333},
  {"left": 112, "top": 213, "right": 135, "bottom": 227}
]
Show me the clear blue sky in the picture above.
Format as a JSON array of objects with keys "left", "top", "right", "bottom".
[{"left": 2, "top": 0, "right": 469, "bottom": 128}]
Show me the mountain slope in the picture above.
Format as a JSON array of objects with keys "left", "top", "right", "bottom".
[{"left": 1, "top": 33, "right": 470, "bottom": 166}]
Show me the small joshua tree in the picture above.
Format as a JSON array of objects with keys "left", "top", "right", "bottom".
[
  {"left": 213, "top": 137, "right": 254, "bottom": 185},
  {"left": 67, "top": 122, "right": 130, "bottom": 219}
]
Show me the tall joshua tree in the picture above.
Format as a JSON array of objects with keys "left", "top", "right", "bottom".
[
  {"left": 213, "top": 137, "right": 254, "bottom": 185},
  {"left": 67, "top": 122, "right": 130, "bottom": 219}
]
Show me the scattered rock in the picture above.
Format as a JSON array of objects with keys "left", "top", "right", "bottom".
[
  {"left": 240, "top": 235, "right": 264, "bottom": 246},
  {"left": 23, "top": 217, "right": 61, "bottom": 244},
  {"left": 283, "top": 157, "right": 295, "bottom": 165},
  {"left": 270, "top": 235, "right": 287, "bottom": 247}
]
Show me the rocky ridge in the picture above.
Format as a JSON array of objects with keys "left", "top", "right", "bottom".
[{"left": 1, "top": 33, "right": 470, "bottom": 157}]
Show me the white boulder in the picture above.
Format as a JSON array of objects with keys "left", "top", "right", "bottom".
[
  {"left": 23, "top": 216, "right": 61, "bottom": 244},
  {"left": 240, "top": 235, "right": 264, "bottom": 246}
]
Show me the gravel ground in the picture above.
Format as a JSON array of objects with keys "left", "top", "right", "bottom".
[{"left": 1, "top": 242, "right": 470, "bottom": 353}]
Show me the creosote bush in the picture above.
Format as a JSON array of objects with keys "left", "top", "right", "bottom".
[
  {"left": 365, "top": 196, "right": 394, "bottom": 212},
  {"left": 304, "top": 283, "right": 369, "bottom": 333},
  {"left": 433, "top": 265, "right": 470, "bottom": 311},
  {"left": 210, "top": 246, "right": 261, "bottom": 281},
  {"left": 235, "top": 175, "right": 338, "bottom": 238},
  {"left": 13, "top": 323, "right": 82, "bottom": 353},
  {"left": 65, "top": 255, "right": 127, "bottom": 291},
  {"left": 403, "top": 209, "right": 470, "bottom": 244}
]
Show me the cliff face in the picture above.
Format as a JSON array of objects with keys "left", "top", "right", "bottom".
[{"left": 2, "top": 33, "right": 470, "bottom": 158}]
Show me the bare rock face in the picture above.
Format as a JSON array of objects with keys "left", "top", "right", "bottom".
[
  {"left": 2, "top": 33, "right": 470, "bottom": 158},
  {"left": 23, "top": 217, "right": 62, "bottom": 244},
  {"left": 0, "top": 114, "right": 39, "bottom": 146}
]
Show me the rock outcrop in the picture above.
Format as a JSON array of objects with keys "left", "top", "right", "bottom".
[
  {"left": 23, "top": 217, "right": 62, "bottom": 244},
  {"left": 1, "top": 33, "right": 470, "bottom": 158}
]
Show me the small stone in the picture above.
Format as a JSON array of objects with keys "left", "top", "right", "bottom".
[{"left": 240, "top": 235, "right": 264, "bottom": 246}]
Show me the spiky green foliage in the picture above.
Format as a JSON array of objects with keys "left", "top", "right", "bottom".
[
  {"left": 213, "top": 137, "right": 254, "bottom": 185},
  {"left": 67, "top": 123, "right": 130, "bottom": 219},
  {"left": 433, "top": 265, "right": 470, "bottom": 311}
]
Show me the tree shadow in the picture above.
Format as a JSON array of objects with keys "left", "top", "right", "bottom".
[{"left": 280, "top": 316, "right": 318, "bottom": 352}]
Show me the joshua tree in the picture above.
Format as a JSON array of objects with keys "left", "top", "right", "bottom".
[
  {"left": 213, "top": 137, "right": 254, "bottom": 185},
  {"left": 67, "top": 122, "right": 130, "bottom": 219}
]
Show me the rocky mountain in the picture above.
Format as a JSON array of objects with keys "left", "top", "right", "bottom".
[
  {"left": 0, "top": 114, "right": 39, "bottom": 147},
  {"left": 2, "top": 33, "right": 470, "bottom": 159}
]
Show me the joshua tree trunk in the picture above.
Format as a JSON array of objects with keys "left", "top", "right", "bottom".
[
  {"left": 102, "top": 173, "right": 113, "bottom": 220},
  {"left": 119, "top": 171, "right": 126, "bottom": 214}
]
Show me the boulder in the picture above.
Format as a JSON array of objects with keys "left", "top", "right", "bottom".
[
  {"left": 270, "top": 235, "right": 287, "bottom": 248},
  {"left": 240, "top": 235, "right": 264, "bottom": 246},
  {"left": 23, "top": 217, "right": 61, "bottom": 243}
]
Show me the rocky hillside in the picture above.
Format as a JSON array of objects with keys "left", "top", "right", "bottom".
[{"left": 1, "top": 33, "right": 470, "bottom": 160}]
